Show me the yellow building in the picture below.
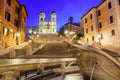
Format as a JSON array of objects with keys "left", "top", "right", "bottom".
[
  {"left": 0, "top": 0, "right": 28, "bottom": 47},
  {"left": 82, "top": 0, "right": 120, "bottom": 48}
]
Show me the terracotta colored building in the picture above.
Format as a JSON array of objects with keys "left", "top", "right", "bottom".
[
  {"left": 82, "top": 0, "right": 120, "bottom": 48},
  {"left": 0, "top": 0, "right": 28, "bottom": 47}
]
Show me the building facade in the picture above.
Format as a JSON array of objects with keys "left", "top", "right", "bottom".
[
  {"left": 0, "top": 0, "right": 28, "bottom": 47},
  {"left": 63, "top": 23, "right": 84, "bottom": 38},
  {"left": 38, "top": 11, "right": 57, "bottom": 34},
  {"left": 82, "top": 0, "right": 120, "bottom": 48}
]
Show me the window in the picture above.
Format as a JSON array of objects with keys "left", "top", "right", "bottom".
[
  {"left": 91, "top": 25, "right": 94, "bottom": 31},
  {"left": 86, "top": 28, "right": 88, "bottom": 34},
  {"left": 110, "top": 16, "right": 113, "bottom": 23},
  {"left": 14, "top": 20, "right": 19, "bottom": 27},
  {"left": 90, "top": 14, "right": 93, "bottom": 20},
  {"left": 15, "top": 7, "right": 19, "bottom": 15},
  {"left": 108, "top": 2, "right": 112, "bottom": 9},
  {"left": 6, "top": 0, "right": 11, "bottom": 6},
  {"left": 87, "top": 38, "right": 89, "bottom": 42},
  {"left": 52, "top": 17, "right": 55, "bottom": 21},
  {"left": 92, "top": 36, "right": 94, "bottom": 41},
  {"left": 5, "top": 11, "right": 11, "bottom": 21},
  {"left": 101, "top": 34, "right": 103, "bottom": 39},
  {"left": 41, "top": 18, "right": 43, "bottom": 21},
  {"left": 99, "top": 22, "right": 102, "bottom": 29},
  {"left": 3, "top": 27, "right": 7, "bottom": 35},
  {"left": 98, "top": 10, "right": 101, "bottom": 16},
  {"left": 85, "top": 18, "right": 87, "bottom": 23},
  {"left": 111, "top": 30, "right": 115, "bottom": 36}
]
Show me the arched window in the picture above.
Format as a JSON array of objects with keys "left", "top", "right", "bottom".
[
  {"left": 53, "top": 17, "right": 55, "bottom": 21},
  {"left": 41, "top": 18, "right": 43, "bottom": 21}
]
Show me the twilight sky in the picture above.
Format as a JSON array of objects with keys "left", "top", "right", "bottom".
[{"left": 18, "top": 0, "right": 103, "bottom": 31}]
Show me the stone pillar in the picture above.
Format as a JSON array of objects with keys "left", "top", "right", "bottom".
[
  {"left": 1, "top": 71, "right": 17, "bottom": 80},
  {"left": 9, "top": 48, "right": 16, "bottom": 58},
  {"left": 26, "top": 45, "right": 32, "bottom": 56}
]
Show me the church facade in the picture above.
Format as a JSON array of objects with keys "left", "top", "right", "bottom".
[{"left": 38, "top": 11, "right": 57, "bottom": 34}]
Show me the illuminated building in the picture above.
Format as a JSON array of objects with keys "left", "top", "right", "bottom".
[
  {"left": 38, "top": 11, "right": 57, "bottom": 34},
  {"left": 0, "top": 0, "right": 28, "bottom": 47},
  {"left": 63, "top": 23, "right": 83, "bottom": 38},
  {"left": 82, "top": 0, "right": 120, "bottom": 49}
]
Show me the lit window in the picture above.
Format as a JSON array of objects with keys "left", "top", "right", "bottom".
[{"left": 3, "top": 27, "right": 7, "bottom": 35}]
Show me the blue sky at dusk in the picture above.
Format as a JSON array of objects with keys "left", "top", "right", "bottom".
[{"left": 18, "top": 0, "right": 103, "bottom": 31}]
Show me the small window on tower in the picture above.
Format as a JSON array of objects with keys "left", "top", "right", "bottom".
[{"left": 53, "top": 17, "right": 55, "bottom": 21}]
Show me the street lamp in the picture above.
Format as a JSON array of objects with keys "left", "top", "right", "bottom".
[
  {"left": 33, "top": 31, "right": 37, "bottom": 35},
  {"left": 64, "top": 30, "right": 68, "bottom": 35},
  {"left": 29, "top": 30, "right": 32, "bottom": 34}
]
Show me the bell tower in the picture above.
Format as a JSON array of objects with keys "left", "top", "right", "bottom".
[
  {"left": 51, "top": 11, "right": 56, "bottom": 22},
  {"left": 51, "top": 11, "right": 57, "bottom": 33},
  {"left": 39, "top": 12, "right": 45, "bottom": 25},
  {"left": 38, "top": 11, "right": 57, "bottom": 34}
]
